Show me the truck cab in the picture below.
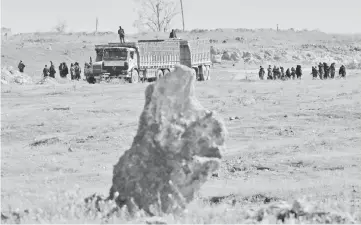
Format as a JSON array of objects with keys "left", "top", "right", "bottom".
[{"left": 102, "top": 47, "right": 138, "bottom": 79}]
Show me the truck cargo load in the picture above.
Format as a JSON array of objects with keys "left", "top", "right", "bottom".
[{"left": 86, "top": 38, "right": 212, "bottom": 84}]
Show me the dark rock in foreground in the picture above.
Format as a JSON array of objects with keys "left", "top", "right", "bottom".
[{"left": 109, "top": 65, "right": 227, "bottom": 216}]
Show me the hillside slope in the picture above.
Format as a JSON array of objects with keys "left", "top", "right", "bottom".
[{"left": 1, "top": 29, "right": 361, "bottom": 80}]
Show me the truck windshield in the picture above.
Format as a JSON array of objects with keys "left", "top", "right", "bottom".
[{"left": 103, "top": 48, "right": 127, "bottom": 60}]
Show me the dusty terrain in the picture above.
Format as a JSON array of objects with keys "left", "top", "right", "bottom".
[{"left": 1, "top": 29, "right": 361, "bottom": 223}]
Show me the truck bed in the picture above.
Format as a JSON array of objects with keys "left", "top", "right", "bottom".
[
  {"left": 137, "top": 40, "right": 181, "bottom": 69},
  {"left": 180, "top": 39, "right": 211, "bottom": 67}
]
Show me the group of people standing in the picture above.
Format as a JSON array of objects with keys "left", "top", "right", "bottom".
[
  {"left": 259, "top": 62, "right": 347, "bottom": 80},
  {"left": 42, "top": 61, "right": 82, "bottom": 80},
  {"left": 258, "top": 65, "right": 303, "bottom": 80},
  {"left": 311, "top": 63, "right": 346, "bottom": 80}
]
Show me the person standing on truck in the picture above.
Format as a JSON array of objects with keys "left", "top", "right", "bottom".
[
  {"left": 169, "top": 29, "right": 177, "bottom": 38},
  {"left": 118, "top": 26, "right": 125, "bottom": 43}
]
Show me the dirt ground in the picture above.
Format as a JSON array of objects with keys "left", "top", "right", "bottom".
[{"left": 1, "top": 64, "right": 361, "bottom": 219}]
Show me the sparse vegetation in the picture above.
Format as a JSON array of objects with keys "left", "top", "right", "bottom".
[{"left": 133, "top": 0, "right": 180, "bottom": 32}]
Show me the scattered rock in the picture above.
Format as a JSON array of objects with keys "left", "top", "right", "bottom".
[
  {"left": 230, "top": 52, "right": 241, "bottom": 61},
  {"left": 255, "top": 199, "right": 355, "bottom": 223},
  {"left": 1, "top": 66, "right": 33, "bottom": 85},
  {"left": 36, "top": 77, "right": 59, "bottom": 85},
  {"left": 210, "top": 46, "right": 221, "bottom": 55},
  {"left": 222, "top": 51, "right": 232, "bottom": 60},
  {"left": 30, "top": 137, "right": 60, "bottom": 147},
  {"left": 211, "top": 54, "right": 222, "bottom": 63},
  {"left": 53, "top": 107, "right": 70, "bottom": 111},
  {"left": 109, "top": 65, "right": 227, "bottom": 216},
  {"left": 211, "top": 172, "right": 219, "bottom": 177},
  {"left": 254, "top": 165, "right": 274, "bottom": 171}
]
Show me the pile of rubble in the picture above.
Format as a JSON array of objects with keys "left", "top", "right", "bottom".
[
  {"left": 210, "top": 46, "right": 361, "bottom": 67},
  {"left": 1, "top": 66, "right": 32, "bottom": 85}
]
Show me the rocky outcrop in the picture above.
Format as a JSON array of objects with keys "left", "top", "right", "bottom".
[
  {"left": 1, "top": 66, "right": 32, "bottom": 85},
  {"left": 109, "top": 65, "right": 227, "bottom": 216}
]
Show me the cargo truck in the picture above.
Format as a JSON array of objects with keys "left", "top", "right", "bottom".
[{"left": 84, "top": 39, "right": 212, "bottom": 83}]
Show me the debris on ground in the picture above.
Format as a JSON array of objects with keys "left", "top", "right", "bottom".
[{"left": 1, "top": 66, "right": 32, "bottom": 85}]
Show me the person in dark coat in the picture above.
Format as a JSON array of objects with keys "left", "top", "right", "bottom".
[
  {"left": 286, "top": 68, "right": 291, "bottom": 79},
  {"left": 296, "top": 65, "right": 302, "bottom": 79},
  {"left": 339, "top": 65, "right": 346, "bottom": 78},
  {"left": 323, "top": 62, "right": 329, "bottom": 79},
  {"left": 18, "top": 60, "right": 25, "bottom": 73},
  {"left": 291, "top": 67, "right": 296, "bottom": 79},
  {"left": 330, "top": 63, "right": 336, "bottom": 79},
  {"left": 318, "top": 63, "right": 324, "bottom": 80},
  {"left": 258, "top": 66, "right": 265, "bottom": 80},
  {"left": 49, "top": 61, "right": 56, "bottom": 78},
  {"left": 267, "top": 65, "right": 273, "bottom": 80},
  {"left": 311, "top": 66, "right": 318, "bottom": 79},
  {"left": 118, "top": 26, "right": 125, "bottom": 43},
  {"left": 272, "top": 66, "right": 278, "bottom": 80},
  {"left": 59, "top": 63, "right": 65, "bottom": 78},
  {"left": 60, "top": 62, "right": 69, "bottom": 78},
  {"left": 43, "top": 65, "right": 49, "bottom": 77},
  {"left": 74, "top": 62, "right": 81, "bottom": 80},
  {"left": 169, "top": 29, "right": 177, "bottom": 38}
]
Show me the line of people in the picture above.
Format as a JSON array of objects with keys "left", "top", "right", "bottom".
[
  {"left": 259, "top": 65, "right": 303, "bottom": 80},
  {"left": 311, "top": 63, "right": 346, "bottom": 79},
  {"left": 259, "top": 63, "right": 347, "bottom": 80},
  {"left": 42, "top": 61, "right": 82, "bottom": 80}
]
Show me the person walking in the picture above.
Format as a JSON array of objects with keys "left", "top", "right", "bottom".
[{"left": 18, "top": 60, "right": 25, "bottom": 73}]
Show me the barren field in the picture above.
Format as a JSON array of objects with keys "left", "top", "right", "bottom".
[
  {"left": 1, "top": 29, "right": 361, "bottom": 223},
  {"left": 1, "top": 64, "right": 361, "bottom": 223}
]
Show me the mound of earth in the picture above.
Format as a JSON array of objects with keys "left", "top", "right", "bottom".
[{"left": 1, "top": 66, "right": 32, "bottom": 85}]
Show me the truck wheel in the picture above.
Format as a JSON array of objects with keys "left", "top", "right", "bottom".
[
  {"left": 130, "top": 70, "right": 139, "bottom": 83},
  {"left": 199, "top": 66, "right": 206, "bottom": 81},
  {"left": 156, "top": 70, "right": 163, "bottom": 81},
  {"left": 205, "top": 65, "right": 211, "bottom": 80},
  {"left": 163, "top": 69, "right": 170, "bottom": 76}
]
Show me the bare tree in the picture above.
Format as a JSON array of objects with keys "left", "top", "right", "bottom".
[
  {"left": 133, "top": 0, "right": 180, "bottom": 32},
  {"left": 54, "top": 20, "right": 68, "bottom": 33}
]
